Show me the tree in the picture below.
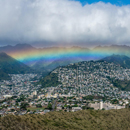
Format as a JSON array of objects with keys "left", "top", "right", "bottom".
[
  {"left": 82, "top": 106, "right": 87, "bottom": 110},
  {"left": 111, "top": 99, "right": 119, "bottom": 104},
  {"left": 36, "top": 104, "right": 42, "bottom": 108},
  {"left": 27, "top": 109, "right": 30, "bottom": 112},
  {"left": 72, "top": 104, "right": 78, "bottom": 107},
  {"left": 47, "top": 103, "right": 52, "bottom": 110},
  {"left": 20, "top": 102, "right": 29, "bottom": 110}
]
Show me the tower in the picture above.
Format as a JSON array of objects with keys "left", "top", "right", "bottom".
[
  {"left": 99, "top": 101, "right": 103, "bottom": 110},
  {"left": 33, "top": 90, "right": 37, "bottom": 96},
  {"left": 76, "top": 67, "right": 78, "bottom": 87}
]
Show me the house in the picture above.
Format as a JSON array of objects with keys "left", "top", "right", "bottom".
[
  {"left": 72, "top": 107, "right": 82, "bottom": 112},
  {"left": 56, "top": 107, "right": 62, "bottom": 111}
]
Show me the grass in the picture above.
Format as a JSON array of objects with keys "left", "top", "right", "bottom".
[
  {"left": 1, "top": 109, "right": 130, "bottom": 130},
  {"left": 27, "top": 107, "right": 45, "bottom": 111}
]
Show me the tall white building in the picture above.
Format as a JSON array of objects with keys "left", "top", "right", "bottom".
[
  {"left": 33, "top": 90, "right": 37, "bottom": 96},
  {"left": 99, "top": 101, "right": 103, "bottom": 110}
]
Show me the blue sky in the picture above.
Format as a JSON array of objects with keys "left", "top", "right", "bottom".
[{"left": 75, "top": 0, "right": 130, "bottom": 6}]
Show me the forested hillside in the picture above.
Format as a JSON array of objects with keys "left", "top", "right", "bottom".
[
  {"left": 0, "top": 52, "right": 33, "bottom": 80},
  {"left": 40, "top": 73, "right": 61, "bottom": 87}
]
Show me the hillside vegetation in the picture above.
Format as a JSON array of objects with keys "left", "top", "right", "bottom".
[
  {"left": 112, "top": 79, "right": 130, "bottom": 91},
  {"left": 99, "top": 54, "right": 130, "bottom": 69},
  {"left": 0, "top": 69, "right": 11, "bottom": 80},
  {"left": 1, "top": 109, "right": 130, "bottom": 130},
  {"left": 40, "top": 73, "right": 61, "bottom": 87},
  {"left": 0, "top": 52, "right": 33, "bottom": 74},
  {"left": 0, "top": 52, "right": 34, "bottom": 80}
]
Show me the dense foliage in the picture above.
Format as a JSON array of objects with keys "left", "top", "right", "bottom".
[
  {"left": 40, "top": 73, "right": 61, "bottom": 87},
  {"left": 106, "top": 76, "right": 130, "bottom": 91},
  {"left": 82, "top": 95, "right": 106, "bottom": 101},
  {"left": 111, "top": 79, "right": 130, "bottom": 91},
  {"left": 0, "top": 52, "right": 33, "bottom": 80},
  {"left": 0, "top": 69, "right": 10, "bottom": 80},
  {"left": 99, "top": 54, "right": 130, "bottom": 69},
  {"left": 1, "top": 109, "right": 130, "bottom": 130}
]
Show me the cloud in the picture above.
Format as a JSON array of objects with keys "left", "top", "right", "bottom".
[{"left": 0, "top": 0, "right": 130, "bottom": 47}]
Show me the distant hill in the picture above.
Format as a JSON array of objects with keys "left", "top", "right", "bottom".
[
  {"left": 31, "top": 46, "right": 90, "bottom": 74},
  {"left": 98, "top": 55, "right": 130, "bottom": 91},
  {"left": 39, "top": 55, "right": 130, "bottom": 90},
  {"left": 39, "top": 57, "right": 84, "bottom": 73},
  {"left": 32, "top": 58, "right": 53, "bottom": 71},
  {"left": 92, "top": 45, "right": 130, "bottom": 56},
  {"left": 0, "top": 52, "right": 33, "bottom": 80},
  {"left": 1, "top": 109, "right": 130, "bottom": 130},
  {"left": 2, "top": 44, "right": 130, "bottom": 76},
  {"left": 0, "top": 44, "right": 90, "bottom": 72},
  {"left": 99, "top": 54, "right": 130, "bottom": 69},
  {"left": 0, "top": 43, "right": 35, "bottom": 53}
]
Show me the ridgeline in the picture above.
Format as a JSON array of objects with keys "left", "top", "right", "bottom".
[{"left": 0, "top": 52, "right": 34, "bottom": 80}]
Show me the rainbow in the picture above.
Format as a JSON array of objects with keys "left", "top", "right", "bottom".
[{"left": 7, "top": 46, "right": 130, "bottom": 66}]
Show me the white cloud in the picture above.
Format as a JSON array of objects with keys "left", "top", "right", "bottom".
[{"left": 0, "top": 0, "right": 130, "bottom": 46}]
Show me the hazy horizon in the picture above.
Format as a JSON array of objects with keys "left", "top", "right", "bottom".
[{"left": 0, "top": 43, "right": 130, "bottom": 50}]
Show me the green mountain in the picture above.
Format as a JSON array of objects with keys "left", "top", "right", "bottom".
[
  {"left": 98, "top": 55, "right": 130, "bottom": 91},
  {"left": 0, "top": 69, "right": 10, "bottom": 80},
  {"left": 99, "top": 54, "right": 130, "bottom": 69},
  {"left": 40, "top": 58, "right": 80, "bottom": 72},
  {"left": 0, "top": 52, "right": 33, "bottom": 80},
  {"left": 1, "top": 109, "right": 130, "bottom": 130},
  {"left": 39, "top": 72, "right": 61, "bottom": 88},
  {"left": 39, "top": 55, "right": 130, "bottom": 91},
  {"left": 92, "top": 45, "right": 130, "bottom": 57}
]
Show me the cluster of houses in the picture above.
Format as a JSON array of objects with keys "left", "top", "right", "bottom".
[
  {"left": 54, "top": 61, "right": 130, "bottom": 88},
  {"left": 0, "top": 74, "right": 41, "bottom": 100},
  {"left": 51, "top": 61, "right": 130, "bottom": 99},
  {"left": 1, "top": 61, "right": 130, "bottom": 116},
  {"left": 0, "top": 86, "right": 129, "bottom": 117}
]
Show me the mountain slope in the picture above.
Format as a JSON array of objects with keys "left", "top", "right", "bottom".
[
  {"left": 98, "top": 55, "right": 130, "bottom": 91},
  {"left": 39, "top": 73, "right": 61, "bottom": 88},
  {"left": 40, "top": 55, "right": 130, "bottom": 90},
  {"left": 0, "top": 69, "right": 10, "bottom": 80},
  {"left": 99, "top": 54, "right": 130, "bottom": 69},
  {"left": 0, "top": 52, "right": 33, "bottom": 80},
  {"left": 32, "top": 46, "right": 90, "bottom": 71},
  {"left": 40, "top": 57, "right": 83, "bottom": 72},
  {"left": 93, "top": 45, "right": 130, "bottom": 55},
  {"left": 2, "top": 44, "right": 130, "bottom": 74},
  {"left": 0, "top": 43, "right": 35, "bottom": 53}
]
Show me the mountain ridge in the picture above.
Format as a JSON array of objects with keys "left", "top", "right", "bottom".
[
  {"left": 0, "top": 52, "right": 34, "bottom": 80},
  {"left": 1, "top": 44, "right": 130, "bottom": 75},
  {"left": 98, "top": 54, "right": 130, "bottom": 69}
]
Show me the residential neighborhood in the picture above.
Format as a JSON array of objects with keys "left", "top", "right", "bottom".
[{"left": 1, "top": 61, "right": 130, "bottom": 116}]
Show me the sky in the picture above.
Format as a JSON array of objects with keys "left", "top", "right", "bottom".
[
  {"left": 0, "top": 0, "right": 130, "bottom": 47},
  {"left": 76, "top": 0, "right": 129, "bottom": 6}
]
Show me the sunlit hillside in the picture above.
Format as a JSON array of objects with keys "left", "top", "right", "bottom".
[{"left": 1, "top": 109, "right": 130, "bottom": 130}]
